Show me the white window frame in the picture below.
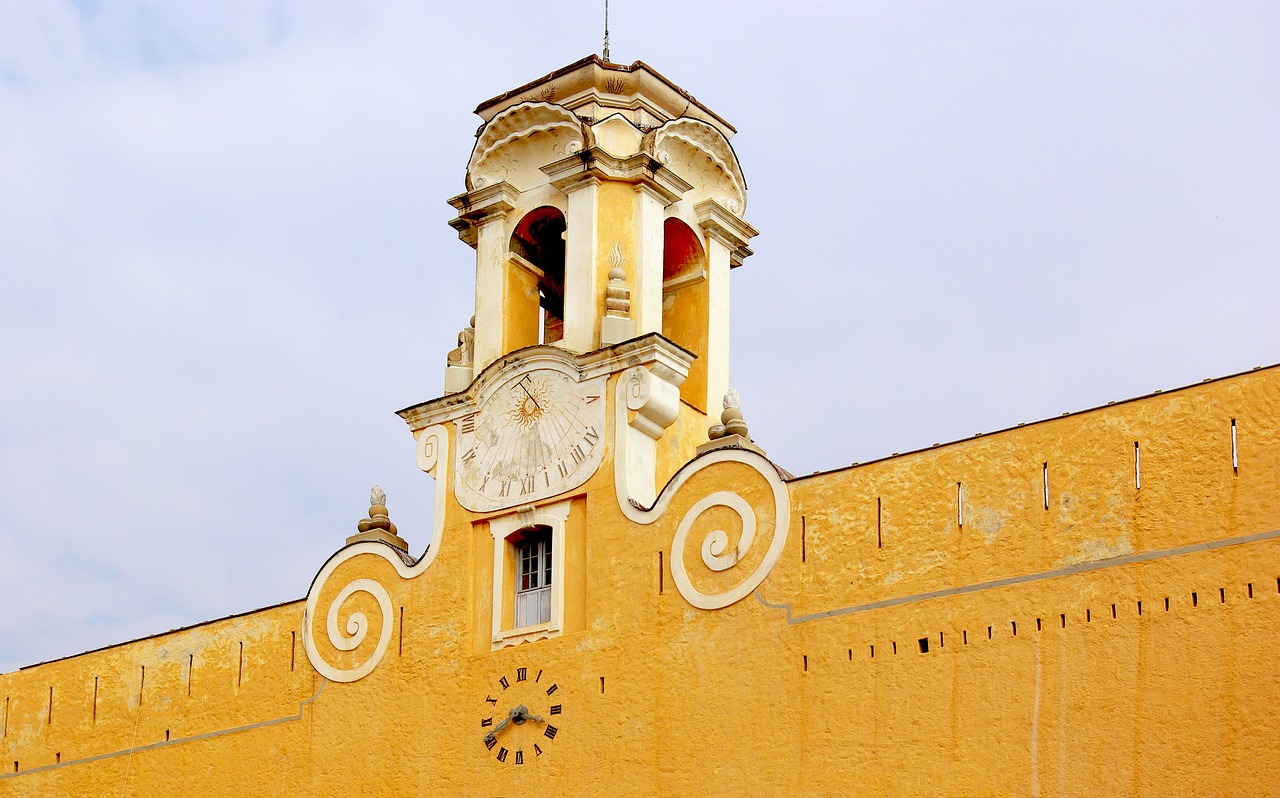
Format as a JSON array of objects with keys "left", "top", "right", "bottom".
[
  {"left": 488, "top": 500, "right": 569, "bottom": 649},
  {"left": 513, "top": 530, "right": 552, "bottom": 627}
]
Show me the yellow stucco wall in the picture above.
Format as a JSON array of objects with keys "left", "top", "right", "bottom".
[{"left": 2, "top": 366, "right": 1276, "bottom": 796}]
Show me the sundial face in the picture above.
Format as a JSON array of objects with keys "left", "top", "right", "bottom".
[{"left": 454, "top": 364, "right": 606, "bottom": 512}]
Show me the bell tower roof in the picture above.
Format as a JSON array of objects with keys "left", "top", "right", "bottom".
[{"left": 473, "top": 55, "right": 736, "bottom": 140}]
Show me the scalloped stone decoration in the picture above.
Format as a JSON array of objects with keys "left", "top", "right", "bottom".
[
  {"left": 467, "top": 102, "right": 586, "bottom": 192},
  {"left": 653, "top": 119, "right": 747, "bottom": 215}
]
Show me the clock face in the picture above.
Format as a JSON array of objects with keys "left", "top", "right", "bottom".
[
  {"left": 480, "top": 667, "right": 563, "bottom": 765},
  {"left": 455, "top": 366, "right": 606, "bottom": 512}
]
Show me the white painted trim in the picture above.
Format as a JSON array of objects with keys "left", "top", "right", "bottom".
[
  {"left": 487, "top": 500, "right": 571, "bottom": 649},
  {"left": 302, "top": 425, "right": 449, "bottom": 683},
  {"left": 661, "top": 268, "right": 707, "bottom": 293},
  {"left": 613, "top": 377, "right": 790, "bottom": 610}
]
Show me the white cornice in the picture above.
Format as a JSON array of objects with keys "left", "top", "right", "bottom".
[
  {"left": 396, "top": 333, "right": 694, "bottom": 432},
  {"left": 543, "top": 148, "right": 691, "bottom": 205}
]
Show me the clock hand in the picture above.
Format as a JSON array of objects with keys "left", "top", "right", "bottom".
[
  {"left": 483, "top": 706, "right": 523, "bottom": 743},
  {"left": 515, "top": 707, "right": 545, "bottom": 725}
]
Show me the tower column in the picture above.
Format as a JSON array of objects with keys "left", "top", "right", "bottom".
[
  {"left": 560, "top": 175, "right": 601, "bottom": 353},
  {"left": 448, "top": 183, "right": 518, "bottom": 375},
  {"left": 633, "top": 183, "right": 667, "bottom": 337},
  {"left": 697, "top": 200, "right": 758, "bottom": 413}
]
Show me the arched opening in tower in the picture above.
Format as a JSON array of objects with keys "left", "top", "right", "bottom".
[
  {"left": 509, "top": 207, "right": 567, "bottom": 347},
  {"left": 662, "top": 218, "right": 709, "bottom": 409}
]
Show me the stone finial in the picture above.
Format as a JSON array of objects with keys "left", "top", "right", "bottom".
[
  {"left": 446, "top": 316, "right": 476, "bottom": 368},
  {"left": 347, "top": 484, "right": 409, "bottom": 551},
  {"left": 699, "top": 387, "right": 764, "bottom": 457},
  {"left": 600, "top": 249, "right": 634, "bottom": 346},
  {"left": 445, "top": 316, "right": 476, "bottom": 393}
]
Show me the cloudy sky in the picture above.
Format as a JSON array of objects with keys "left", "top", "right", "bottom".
[{"left": 1, "top": 1, "right": 1276, "bottom": 672}]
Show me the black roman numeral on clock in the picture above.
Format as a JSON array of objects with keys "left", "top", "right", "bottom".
[
  {"left": 534, "top": 744, "right": 543, "bottom": 756},
  {"left": 544, "top": 725, "right": 558, "bottom": 739},
  {"left": 499, "top": 676, "right": 509, "bottom": 690},
  {"left": 485, "top": 695, "right": 497, "bottom": 705},
  {"left": 485, "top": 736, "right": 496, "bottom": 750},
  {"left": 515, "top": 750, "right": 524, "bottom": 764},
  {"left": 481, "top": 717, "right": 493, "bottom": 727},
  {"left": 550, "top": 704, "right": 561, "bottom": 715},
  {"left": 545, "top": 683, "right": 558, "bottom": 695},
  {"left": 516, "top": 667, "right": 527, "bottom": 682},
  {"left": 497, "top": 747, "right": 508, "bottom": 763}
]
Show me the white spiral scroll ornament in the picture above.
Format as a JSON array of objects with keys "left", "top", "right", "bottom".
[
  {"left": 302, "top": 424, "right": 448, "bottom": 683},
  {"left": 613, "top": 372, "right": 789, "bottom": 610}
]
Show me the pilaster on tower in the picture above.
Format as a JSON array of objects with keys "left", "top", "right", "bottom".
[{"left": 445, "top": 56, "right": 756, "bottom": 414}]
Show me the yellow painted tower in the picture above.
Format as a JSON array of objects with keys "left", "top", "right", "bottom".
[{"left": 2, "top": 56, "right": 1279, "bottom": 797}]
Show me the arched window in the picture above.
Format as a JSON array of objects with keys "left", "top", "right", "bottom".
[
  {"left": 513, "top": 526, "right": 552, "bottom": 627},
  {"left": 662, "top": 218, "right": 709, "bottom": 408},
  {"left": 510, "top": 207, "right": 567, "bottom": 345}
]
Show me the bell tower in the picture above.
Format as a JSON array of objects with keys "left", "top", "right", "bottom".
[{"left": 443, "top": 56, "right": 757, "bottom": 414}]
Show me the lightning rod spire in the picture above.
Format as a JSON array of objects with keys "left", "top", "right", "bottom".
[{"left": 602, "top": 0, "right": 611, "bottom": 62}]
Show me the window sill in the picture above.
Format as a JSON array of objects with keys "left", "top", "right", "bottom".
[{"left": 492, "top": 621, "right": 559, "bottom": 649}]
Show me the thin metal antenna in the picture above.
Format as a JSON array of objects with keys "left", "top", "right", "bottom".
[{"left": 603, "top": 0, "right": 611, "bottom": 62}]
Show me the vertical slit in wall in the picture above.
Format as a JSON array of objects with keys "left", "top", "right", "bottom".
[
  {"left": 1043, "top": 462, "right": 1050, "bottom": 510},
  {"left": 1111, "top": 604, "right": 1117, "bottom": 619},
  {"left": 1137, "top": 601, "right": 1143, "bottom": 616},
  {"left": 139, "top": 665, "right": 145, "bottom": 705},
  {"left": 164, "top": 730, "right": 169, "bottom": 742},
  {"left": 801, "top": 515, "right": 806, "bottom": 563},
  {"left": 599, "top": 677, "right": 605, "bottom": 694},
  {"left": 1192, "top": 592, "right": 1199, "bottom": 607},
  {"left": 918, "top": 638, "right": 929, "bottom": 654},
  {"left": 47, "top": 687, "right": 52, "bottom": 725},
  {"left": 1036, "top": 618, "right": 1042, "bottom": 631},
  {"left": 399, "top": 608, "right": 404, "bottom": 656},
  {"left": 55, "top": 752, "right": 60, "bottom": 763},
  {"left": 1086, "top": 609, "right": 1091, "bottom": 623},
  {"left": 1165, "top": 597, "right": 1170, "bottom": 611},
  {"left": 1060, "top": 614, "right": 1066, "bottom": 628},
  {"left": 1220, "top": 588, "right": 1226, "bottom": 603},
  {"left": 892, "top": 641, "right": 897, "bottom": 655},
  {"left": 93, "top": 676, "right": 99, "bottom": 722},
  {"left": 658, "top": 551, "right": 664, "bottom": 595},
  {"left": 187, "top": 655, "right": 194, "bottom": 696},
  {"left": 963, "top": 630, "right": 968, "bottom": 645},
  {"left": 1134, "top": 441, "right": 1142, "bottom": 489},
  {"left": 803, "top": 655, "right": 808, "bottom": 671},
  {"left": 957, "top": 483, "right": 964, "bottom": 527},
  {"left": 939, "top": 632, "right": 944, "bottom": 648},
  {"left": 876, "top": 498, "right": 882, "bottom": 549},
  {"left": 870, "top": 645, "right": 875, "bottom": 658},
  {"left": 4, "top": 695, "right": 9, "bottom": 737},
  {"left": 291, "top": 632, "right": 296, "bottom": 671},
  {"left": 1011, "top": 621, "right": 1017, "bottom": 636},
  {"left": 848, "top": 648, "right": 852, "bottom": 661},
  {"left": 1231, "top": 419, "right": 1238, "bottom": 474},
  {"left": 987, "top": 626, "right": 992, "bottom": 640},
  {"left": 1248, "top": 583, "right": 1254, "bottom": 598},
  {"left": 238, "top": 643, "right": 244, "bottom": 687}
]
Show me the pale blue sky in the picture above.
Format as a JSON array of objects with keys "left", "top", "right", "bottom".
[{"left": 2, "top": 1, "right": 1277, "bottom": 671}]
